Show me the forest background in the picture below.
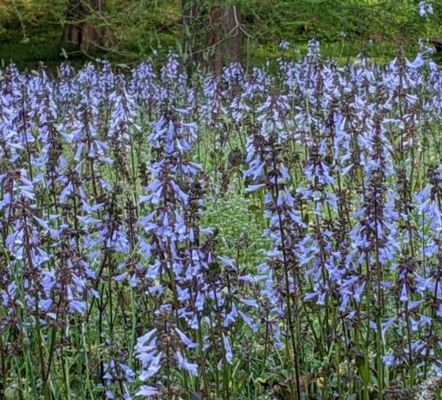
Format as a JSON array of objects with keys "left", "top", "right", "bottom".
[{"left": 0, "top": 0, "right": 441, "bottom": 70}]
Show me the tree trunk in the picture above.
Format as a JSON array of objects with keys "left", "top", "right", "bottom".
[
  {"left": 207, "top": 4, "right": 243, "bottom": 74},
  {"left": 63, "top": 0, "right": 107, "bottom": 53},
  {"left": 221, "top": 5, "right": 243, "bottom": 65},
  {"left": 207, "top": 5, "right": 223, "bottom": 75},
  {"left": 183, "top": 1, "right": 243, "bottom": 74}
]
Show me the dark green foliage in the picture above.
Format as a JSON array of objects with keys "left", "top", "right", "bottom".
[{"left": 0, "top": 1, "right": 441, "bottom": 70}]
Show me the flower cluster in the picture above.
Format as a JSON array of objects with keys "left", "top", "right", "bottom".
[{"left": 1, "top": 42, "right": 442, "bottom": 399}]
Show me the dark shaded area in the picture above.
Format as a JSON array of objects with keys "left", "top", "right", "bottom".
[{"left": 0, "top": 0, "right": 441, "bottom": 69}]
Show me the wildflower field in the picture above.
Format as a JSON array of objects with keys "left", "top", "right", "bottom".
[{"left": 1, "top": 41, "right": 442, "bottom": 399}]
